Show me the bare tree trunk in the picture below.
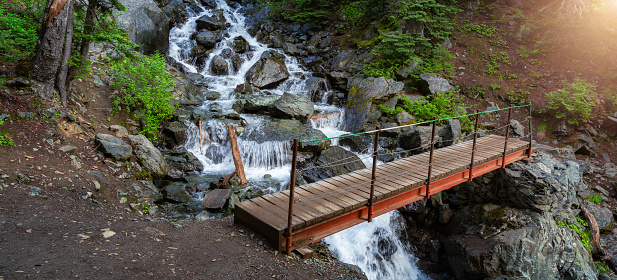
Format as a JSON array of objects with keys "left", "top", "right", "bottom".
[
  {"left": 56, "top": 0, "right": 74, "bottom": 107},
  {"left": 580, "top": 203, "right": 610, "bottom": 259},
  {"left": 29, "top": 0, "right": 71, "bottom": 100},
  {"left": 68, "top": 0, "right": 96, "bottom": 82}
]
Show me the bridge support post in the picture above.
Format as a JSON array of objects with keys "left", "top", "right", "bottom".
[
  {"left": 368, "top": 126, "right": 381, "bottom": 223},
  {"left": 469, "top": 110, "right": 480, "bottom": 181},
  {"left": 425, "top": 117, "right": 437, "bottom": 199},
  {"left": 502, "top": 106, "right": 513, "bottom": 169},
  {"left": 286, "top": 139, "right": 299, "bottom": 255},
  {"left": 528, "top": 103, "right": 533, "bottom": 158}
]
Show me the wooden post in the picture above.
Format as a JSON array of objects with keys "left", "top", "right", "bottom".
[
  {"left": 469, "top": 110, "right": 480, "bottom": 181},
  {"left": 286, "top": 139, "right": 299, "bottom": 255},
  {"left": 199, "top": 120, "right": 203, "bottom": 151},
  {"left": 502, "top": 106, "right": 513, "bottom": 169},
  {"left": 368, "top": 126, "right": 381, "bottom": 223},
  {"left": 227, "top": 124, "right": 247, "bottom": 184},
  {"left": 528, "top": 103, "right": 533, "bottom": 158},
  {"left": 426, "top": 117, "right": 437, "bottom": 199}
]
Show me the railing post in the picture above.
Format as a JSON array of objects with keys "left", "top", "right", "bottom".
[
  {"left": 368, "top": 126, "right": 380, "bottom": 223},
  {"left": 286, "top": 139, "right": 299, "bottom": 255},
  {"left": 425, "top": 117, "right": 437, "bottom": 199},
  {"left": 469, "top": 110, "right": 480, "bottom": 181},
  {"left": 528, "top": 103, "right": 533, "bottom": 158},
  {"left": 502, "top": 106, "right": 513, "bottom": 169}
]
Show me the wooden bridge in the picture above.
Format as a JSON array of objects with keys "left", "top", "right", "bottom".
[{"left": 234, "top": 105, "right": 533, "bottom": 254}]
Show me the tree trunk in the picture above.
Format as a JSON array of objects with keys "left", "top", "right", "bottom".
[
  {"left": 56, "top": 0, "right": 74, "bottom": 107},
  {"left": 68, "top": 0, "right": 97, "bottom": 82},
  {"left": 29, "top": 0, "right": 71, "bottom": 100}
]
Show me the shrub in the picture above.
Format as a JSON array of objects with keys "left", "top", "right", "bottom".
[
  {"left": 0, "top": 0, "right": 45, "bottom": 63},
  {"left": 587, "top": 194, "right": 602, "bottom": 205},
  {"left": 110, "top": 53, "right": 176, "bottom": 141},
  {"left": 0, "top": 118, "right": 12, "bottom": 146},
  {"left": 545, "top": 78, "right": 596, "bottom": 125}
]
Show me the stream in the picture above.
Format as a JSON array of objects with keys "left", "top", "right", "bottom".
[{"left": 167, "top": 1, "right": 425, "bottom": 279}]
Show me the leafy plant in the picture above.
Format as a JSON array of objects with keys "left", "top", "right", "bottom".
[
  {"left": 506, "top": 90, "right": 529, "bottom": 104},
  {"left": 0, "top": 0, "right": 44, "bottom": 63},
  {"left": 587, "top": 194, "right": 602, "bottom": 205},
  {"left": 557, "top": 219, "right": 592, "bottom": 252},
  {"left": 110, "top": 53, "right": 176, "bottom": 141},
  {"left": 0, "top": 118, "right": 13, "bottom": 146},
  {"left": 545, "top": 78, "right": 596, "bottom": 125},
  {"left": 596, "top": 261, "right": 610, "bottom": 274}
]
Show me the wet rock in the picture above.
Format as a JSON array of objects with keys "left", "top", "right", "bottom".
[
  {"left": 195, "top": 30, "right": 223, "bottom": 49},
  {"left": 165, "top": 147, "right": 204, "bottom": 175},
  {"left": 417, "top": 74, "right": 455, "bottom": 96},
  {"left": 234, "top": 95, "right": 279, "bottom": 113},
  {"left": 245, "top": 51, "right": 290, "bottom": 88},
  {"left": 230, "top": 54, "right": 244, "bottom": 72},
  {"left": 344, "top": 76, "right": 404, "bottom": 132},
  {"left": 199, "top": 0, "right": 216, "bottom": 8},
  {"left": 270, "top": 32, "right": 285, "bottom": 48},
  {"left": 127, "top": 134, "right": 169, "bottom": 178},
  {"left": 283, "top": 42, "right": 300, "bottom": 56},
  {"left": 163, "top": 121, "right": 187, "bottom": 144},
  {"left": 195, "top": 10, "right": 226, "bottom": 30},
  {"left": 297, "top": 146, "right": 365, "bottom": 184},
  {"left": 210, "top": 55, "right": 229, "bottom": 75},
  {"left": 109, "top": 125, "right": 129, "bottom": 138},
  {"left": 162, "top": 182, "right": 191, "bottom": 203},
  {"left": 115, "top": 0, "right": 170, "bottom": 54},
  {"left": 161, "top": 0, "right": 189, "bottom": 26},
  {"left": 234, "top": 83, "right": 253, "bottom": 95},
  {"left": 242, "top": 119, "right": 330, "bottom": 152},
  {"left": 204, "top": 91, "right": 221, "bottom": 100},
  {"left": 268, "top": 93, "right": 314, "bottom": 123},
  {"left": 95, "top": 133, "right": 133, "bottom": 160},
  {"left": 305, "top": 77, "right": 328, "bottom": 102},
  {"left": 232, "top": 36, "right": 250, "bottom": 53},
  {"left": 202, "top": 188, "right": 231, "bottom": 209}
]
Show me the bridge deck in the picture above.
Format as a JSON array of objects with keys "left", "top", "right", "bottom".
[{"left": 235, "top": 135, "right": 530, "bottom": 252}]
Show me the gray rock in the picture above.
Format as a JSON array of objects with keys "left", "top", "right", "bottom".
[
  {"left": 441, "top": 119, "right": 461, "bottom": 147},
  {"left": 269, "top": 93, "right": 314, "bottom": 123},
  {"left": 161, "top": 0, "right": 188, "bottom": 26},
  {"left": 553, "top": 120, "right": 572, "bottom": 138},
  {"left": 234, "top": 83, "right": 253, "bottom": 95},
  {"left": 298, "top": 146, "right": 365, "bottom": 185},
  {"left": 510, "top": 119, "right": 525, "bottom": 137},
  {"left": 344, "top": 76, "right": 404, "bottom": 132},
  {"left": 573, "top": 134, "right": 597, "bottom": 155},
  {"left": 245, "top": 51, "right": 290, "bottom": 88},
  {"left": 195, "top": 30, "right": 223, "bottom": 49},
  {"left": 234, "top": 95, "right": 279, "bottom": 113},
  {"left": 582, "top": 200, "right": 614, "bottom": 231},
  {"left": 305, "top": 77, "right": 328, "bottom": 102},
  {"left": 195, "top": 211, "right": 212, "bottom": 221},
  {"left": 202, "top": 189, "right": 231, "bottom": 209},
  {"left": 166, "top": 147, "right": 204, "bottom": 175},
  {"left": 195, "top": 10, "right": 226, "bottom": 30},
  {"left": 109, "top": 125, "right": 129, "bottom": 138},
  {"left": 394, "top": 111, "right": 415, "bottom": 126},
  {"left": 41, "top": 108, "right": 59, "bottom": 119},
  {"left": 330, "top": 50, "right": 356, "bottom": 71},
  {"left": 282, "top": 42, "right": 300, "bottom": 55},
  {"left": 95, "top": 133, "right": 133, "bottom": 160},
  {"left": 163, "top": 182, "right": 191, "bottom": 203},
  {"left": 399, "top": 126, "right": 433, "bottom": 152},
  {"left": 205, "top": 91, "right": 221, "bottom": 100},
  {"left": 232, "top": 36, "right": 250, "bottom": 53},
  {"left": 533, "top": 143, "right": 575, "bottom": 160},
  {"left": 243, "top": 119, "right": 330, "bottom": 152},
  {"left": 600, "top": 116, "right": 617, "bottom": 138},
  {"left": 17, "top": 112, "right": 35, "bottom": 118},
  {"left": 5, "top": 78, "right": 31, "bottom": 87},
  {"left": 417, "top": 74, "right": 455, "bottom": 96},
  {"left": 210, "top": 55, "right": 229, "bottom": 75},
  {"left": 127, "top": 134, "right": 169, "bottom": 178},
  {"left": 270, "top": 32, "right": 285, "bottom": 48},
  {"left": 28, "top": 187, "right": 41, "bottom": 197},
  {"left": 163, "top": 121, "right": 187, "bottom": 144},
  {"left": 59, "top": 145, "right": 76, "bottom": 153},
  {"left": 114, "top": 0, "right": 170, "bottom": 54}
]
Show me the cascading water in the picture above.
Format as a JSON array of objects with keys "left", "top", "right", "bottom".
[{"left": 168, "top": 0, "right": 424, "bottom": 278}]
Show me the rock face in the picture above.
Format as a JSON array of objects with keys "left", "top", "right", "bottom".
[
  {"left": 127, "top": 134, "right": 169, "bottom": 179},
  {"left": 417, "top": 74, "right": 455, "bottom": 96},
  {"left": 245, "top": 51, "right": 289, "bottom": 88},
  {"left": 425, "top": 151, "right": 597, "bottom": 279},
  {"left": 268, "top": 93, "right": 314, "bottom": 123},
  {"left": 114, "top": 0, "right": 170, "bottom": 54},
  {"left": 344, "top": 76, "right": 404, "bottom": 132},
  {"left": 95, "top": 134, "right": 132, "bottom": 160},
  {"left": 297, "top": 146, "right": 366, "bottom": 185},
  {"left": 242, "top": 119, "right": 330, "bottom": 152}
]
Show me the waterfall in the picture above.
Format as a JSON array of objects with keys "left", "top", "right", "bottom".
[{"left": 167, "top": 0, "right": 425, "bottom": 277}]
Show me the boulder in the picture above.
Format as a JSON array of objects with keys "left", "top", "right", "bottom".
[
  {"left": 166, "top": 147, "right": 204, "bottom": 176},
  {"left": 163, "top": 121, "right": 187, "bottom": 144},
  {"left": 394, "top": 111, "right": 415, "bottom": 126},
  {"left": 232, "top": 36, "right": 250, "bottom": 53},
  {"left": 553, "top": 119, "right": 572, "bottom": 138},
  {"left": 195, "top": 10, "right": 226, "bottom": 30},
  {"left": 114, "top": 0, "right": 170, "bottom": 54},
  {"left": 109, "top": 125, "right": 129, "bottom": 138},
  {"left": 162, "top": 182, "right": 191, "bottom": 203},
  {"left": 600, "top": 116, "right": 617, "bottom": 137},
  {"left": 330, "top": 50, "right": 356, "bottom": 71},
  {"left": 202, "top": 189, "right": 231, "bottom": 209},
  {"left": 533, "top": 143, "right": 576, "bottom": 160},
  {"left": 161, "top": 0, "right": 188, "bottom": 26},
  {"left": 95, "top": 133, "right": 133, "bottom": 160},
  {"left": 283, "top": 42, "right": 300, "bottom": 56},
  {"left": 210, "top": 55, "right": 229, "bottom": 75},
  {"left": 242, "top": 119, "right": 330, "bottom": 152},
  {"left": 297, "top": 146, "right": 366, "bottom": 184},
  {"left": 344, "top": 76, "right": 404, "bottom": 132},
  {"left": 305, "top": 77, "right": 328, "bottom": 102},
  {"left": 234, "top": 95, "right": 279, "bottom": 113},
  {"left": 399, "top": 126, "right": 432, "bottom": 152},
  {"left": 510, "top": 119, "right": 525, "bottom": 137},
  {"left": 127, "top": 134, "right": 169, "bottom": 178},
  {"left": 268, "top": 93, "right": 314, "bottom": 123},
  {"left": 582, "top": 200, "right": 614, "bottom": 231},
  {"left": 195, "top": 30, "right": 223, "bottom": 49},
  {"left": 440, "top": 119, "right": 461, "bottom": 147},
  {"left": 245, "top": 51, "right": 289, "bottom": 88},
  {"left": 417, "top": 74, "right": 455, "bottom": 96}
]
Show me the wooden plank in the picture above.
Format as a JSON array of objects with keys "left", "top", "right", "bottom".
[
  {"left": 306, "top": 180, "right": 366, "bottom": 207},
  {"left": 344, "top": 172, "right": 398, "bottom": 197},
  {"left": 237, "top": 199, "right": 287, "bottom": 230},
  {"left": 262, "top": 193, "right": 323, "bottom": 223},
  {"left": 293, "top": 185, "right": 351, "bottom": 214},
  {"left": 250, "top": 196, "right": 305, "bottom": 230}
]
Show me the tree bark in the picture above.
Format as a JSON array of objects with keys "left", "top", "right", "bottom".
[
  {"left": 29, "top": 0, "right": 72, "bottom": 100},
  {"left": 56, "top": 0, "right": 74, "bottom": 107},
  {"left": 580, "top": 203, "right": 610, "bottom": 260}
]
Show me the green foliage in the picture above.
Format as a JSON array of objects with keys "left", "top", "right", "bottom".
[
  {"left": 587, "top": 194, "right": 602, "bottom": 205},
  {"left": 545, "top": 78, "right": 596, "bottom": 125},
  {"left": 506, "top": 90, "right": 529, "bottom": 104},
  {"left": 507, "top": 74, "right": 518, "bottom": 80},
  {"left": 596, "top": 261, "right": 610, "bottom": 274},
  {"left": 461, "top": 21, "right": 499, "bottom": 38},
  {"left": 110, "top": 53, "right": 176, "bottom": 141},
  {"left": 557, "top": 218, "right": 592, "bottom": 252},
  {"left": 0, "top": 0, "right": 45, "bottom": 63},
  {"left": 380, "top": 91, "right": 472, "bottom": 130},
  {"left": 518, "top": 46, "right": 530, "bottom": 59},
  {"left": 490, "top": 84, "right": 501, "bottom": 90},
  {"left": 0, "top": 118, "right": 12, "bottom": 146}
]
